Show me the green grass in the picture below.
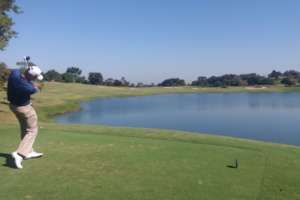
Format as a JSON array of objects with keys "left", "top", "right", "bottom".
[
  {"left": 1, "top": 124, "right": 300, "bottom": 200},
  {"left": 0, "top": 82, "right": 300, "bottom": 199}
]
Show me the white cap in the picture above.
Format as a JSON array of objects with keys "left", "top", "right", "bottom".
[{"left": 28, "top": 66, "right": 43, "bottom": 81}]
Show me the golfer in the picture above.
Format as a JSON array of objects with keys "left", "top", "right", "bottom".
[{"left": 7, "top": 66, "right": 44, "bottom": 169}]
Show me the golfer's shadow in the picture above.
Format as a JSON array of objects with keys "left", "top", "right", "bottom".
[{"left": 0, "top": 153, "right": 15, "bottom": 169}]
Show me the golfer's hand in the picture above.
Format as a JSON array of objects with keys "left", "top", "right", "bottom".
[{"left": 33, "top": 82, "right": 43, "bottom": 91}]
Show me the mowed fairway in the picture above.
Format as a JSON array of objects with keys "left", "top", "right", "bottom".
[
  {"left": 1, "top": 124, "right": 300, "bottom": 200},
  {"left": 1, "top": 83, "right": 300, "bottom": 199}
]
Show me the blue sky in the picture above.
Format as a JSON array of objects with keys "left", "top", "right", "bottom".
[{"left": 1, "top": 0, "right": 300, "bottom": 83}]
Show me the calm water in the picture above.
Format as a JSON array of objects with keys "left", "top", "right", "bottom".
[{"left": 56, "top": 93, "right": 300, "bottom": 146}]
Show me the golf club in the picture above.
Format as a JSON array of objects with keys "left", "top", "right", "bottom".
[{"left": 23, "top": 56, "right": 31, "bottom": 69}]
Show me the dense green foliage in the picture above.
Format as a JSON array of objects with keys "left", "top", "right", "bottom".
[
  {"left": 102, "top": 77, "right": 130, "bottom": 86},
  {"left": 62, "top": 67, "right": 83, "bottom": 83},
  {"left": 158, "top": 78, "right": 186, "bottom": 86},
  {"left": 0, "top": 0, "right": 20, "bottom": 50},
  {"left": 281, "top": 77, "right": 295, "bottom": 86},
  {"left": 0, "top": 62, "right": 10, "bottom": 90},
  {"left": 43, "top": 67, "right": 132, "bottom": 86},
  {"left": 41, "top": 65, "right": 300, "bottom": 87},
  {"left": 43, "top": 69, "right": 62, "bottom": 82},
  {"left": 191, "top": 70, "right": 300, "bottom": 87},
  {"left": 88, "top": 72, "right": 103, "bottom": 85},
  {"left": 2, "top": 63, "right": 300, "bottom": 88}
]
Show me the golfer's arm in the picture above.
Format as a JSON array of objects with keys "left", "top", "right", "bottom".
[{"left": 17, "top": 81, "right": 38, "bottom": 95}]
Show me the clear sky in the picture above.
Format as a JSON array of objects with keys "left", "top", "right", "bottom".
[{"left": 1, "top": 0, "right": 300, "bottom": 83}]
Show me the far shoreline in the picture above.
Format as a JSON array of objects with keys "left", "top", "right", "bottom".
[{"left": 2, "top": 82, "right": 300, "bottom": 123}]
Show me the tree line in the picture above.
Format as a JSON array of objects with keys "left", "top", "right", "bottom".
[
  {"left": 190, "top": 70, "right": 300, "bottom": 87},
  {"left": 158, "top": 70, "right": 300, "bottom": 87},
  {"left": 42, "top": 67, "right": 133, "bottom": 86},
  {"left": 1, "top": 62, "right": 300, "bottom": 89}
]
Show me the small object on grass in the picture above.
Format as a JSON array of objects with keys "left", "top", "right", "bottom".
[
  {"left": 226, "top": 159, "right": 239, "bottom": 169},
  {"left": 235, "top": 159, "right": 239, "bottom": 168}
]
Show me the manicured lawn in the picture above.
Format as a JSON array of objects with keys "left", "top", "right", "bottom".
[{"left": 1, "top": 124, "right": 300, "bottom": 200}]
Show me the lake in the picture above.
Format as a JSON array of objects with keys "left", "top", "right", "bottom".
[{"left": 56, "top": 93, "right": 300, "bottom": 146}]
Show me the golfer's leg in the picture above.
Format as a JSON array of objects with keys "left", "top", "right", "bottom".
[
  {"left": 9, "top": 105, "right": 27, "bottom": 140},
  {"left": 16, "top": 106, "right": 38, "bottom": 157},
  {"left": 16, "top": 113, "right": 27, "bottom": 140}
]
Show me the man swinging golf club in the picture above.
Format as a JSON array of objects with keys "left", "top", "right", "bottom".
[{"left": 7, "top": 56, "right": 44, "bottom": 169}]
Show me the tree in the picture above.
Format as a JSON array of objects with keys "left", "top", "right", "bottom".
[
  {"left": 0, "top": 62, "right": 10, "bottom": 81},
  {"left": 0, "top": 0, "right": 21, "bottom": 50},
  {"left": 259, "top": 77, "right": 274, "bottom": 85},
  {"left": 63, "top": 67, "right": 82, "bottom": 83},
  {"left": 268, "top": 70, "right": 282, "bottom": 79},
  {"left": 62, "top": 72, "right": 75, "bottom": 83},
  {"left": 239, "top": 73, "right": 273, "bottom": 86},
  {"left": 0, "top": 62, "right": 10, "bottom": 90},
  {"left": 158, "top": 78, "right": 186, "bottom": 87},
  {"left": 220, "top": 74, "right": 243, "bottom": 86},
  {"left": 76, "top": 76, "right": 87, "bottom": 84},
  {"left": 103, "top": 78, "right": 130, "bottom": 87},
  {"left": 44, "top": 69, "right": 62, "bottom": 82},
  {"left": 207, "top": 76, "right": 224, "bottom": 87},
  {"left": 191, "top": 76, "right": 208, "bottom": 87},
  {"left": 120, "top": 77, "right": 129, "bottom": 86},
  {"left": 88, "top": 72, "right": 103, "bottom": 85},
  {"left": 191, "top": 72, "right": 275, "bottom": 87},
  {"left": 66, "top": 67, "right": 82, "bottom": 75},
  {"left": 240, "top": 73, "right": 259, "bottom": 85},
  {"left": 281, "top": 77, "right": 295, "bottom": 86},
  {"left": 113, "top": 79, "right": 122, "bottom": 86},
  {"left": 103, "top": 78, "right": 115, "bottom": 86},
  {"left": 283, "top": 70, "right": 300, "bottom": 78}
]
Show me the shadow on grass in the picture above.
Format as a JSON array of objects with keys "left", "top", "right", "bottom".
[
  {"left": 0, "top": 153, "right": 16, "bottom": 169},
  {"left": 226, "top": 165, "right": 238, "bottom": 169}
]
